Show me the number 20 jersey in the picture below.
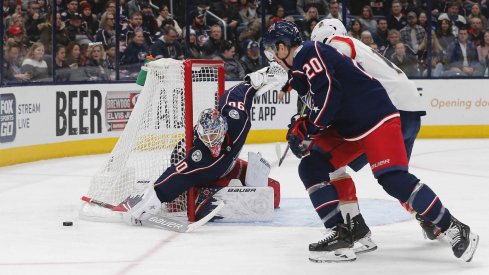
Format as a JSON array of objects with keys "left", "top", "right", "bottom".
[
  {"left": 325, "top": 35, "right": 425, "bottom": 113},
  {"left": 290, "top": 41, "right": 399, "bottom": 139}
]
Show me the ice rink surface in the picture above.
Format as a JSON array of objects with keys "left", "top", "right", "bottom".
[{"left": 0, "top": 139, "right": 488, "bottom": 275}]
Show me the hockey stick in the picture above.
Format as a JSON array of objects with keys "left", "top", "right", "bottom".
[
  {"left": 278, "top": 144, "right": 289, "bottom": 167},
  {"left": 81, "top": 196, "right": 116, "bottom": 209},
  {"left": 81, "top": 196, "right": 224, "bottom": 233}
]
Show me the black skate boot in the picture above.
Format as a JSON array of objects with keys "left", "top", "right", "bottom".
[
  {"left": 415, "top": 214, "right": 441, "bottom": 240},
  {"left": 351, "top": 214, "right": 377, "bottom": 254},
  {"left": 444, "top": 217, "right": 479, "bottom": 262},
  {"left": 309, "top": 218, "right": 356, "bottom": 262}
]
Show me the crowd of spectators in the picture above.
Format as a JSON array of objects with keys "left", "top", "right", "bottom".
[{"left": 2, "top": 0, "right": 489, "bottom": 84}]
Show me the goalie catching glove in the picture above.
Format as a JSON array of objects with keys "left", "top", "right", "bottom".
[
  {"left": 245, "top": 61, "right": 289, "bottom": 96},
  {"left": 286, "top": 115, "right": 321, "bottom": 158}
]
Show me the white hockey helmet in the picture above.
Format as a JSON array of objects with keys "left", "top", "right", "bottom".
[
  {"left": 196, "top": 108, "right": 228, "bottom": 157},
  {"left": 310, "top": 18, "right": 347, "bottom": 43}
]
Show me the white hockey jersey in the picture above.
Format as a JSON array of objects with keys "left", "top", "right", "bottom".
[{"left": 325, "top": 35, "right": 424, "bottom": 112}]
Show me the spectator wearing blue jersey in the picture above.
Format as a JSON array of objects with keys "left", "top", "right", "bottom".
[
  {"left": 150, "top": 26, "right": 184, "bottom": 60},
  {"left": 96, "top": 12, "right": 116, "bottom": 49},
  {"left": 121, "top": 29, "right": 150, "bottom": 77},
  {"left": 190, "top": 9, "right": 211, "bottom": 47},
  {"left": 372, "top": 17, "right": 389, "bottom": 52}
]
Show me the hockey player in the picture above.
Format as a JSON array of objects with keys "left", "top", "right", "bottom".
[
  {"left": 265, "top": 21, "right": 479, "bottom": 262},
  {"left": 309, "top": 18, "right": 435, "bottom": 248},
  {"left": 114, "top": 62, "right": 289, "bottom": 224}
]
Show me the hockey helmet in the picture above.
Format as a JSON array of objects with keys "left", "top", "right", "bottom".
[
  {"left": 196, "top": 108, "right": 228, "bottom": 157},
  {"left": 310, "top": 18, "right": 347, "bottom": 43},
  {"left": 263, "top": 21, "right": 304, "bottom": 62}
]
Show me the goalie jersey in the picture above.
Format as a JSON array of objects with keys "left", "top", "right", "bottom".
[
  {"left": 153, "top": 81, "right": 257, "bottom": 202},
  {"left": 290, "top": 41, "right": 398, "bottom": 139}
]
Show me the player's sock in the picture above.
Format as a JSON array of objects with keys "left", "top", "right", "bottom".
[
  {"left": 307, "top": 181, "right": 343, "bottom": 228},
  {"left": 407, "top": 182, "right": 451, "bottom": 232}
]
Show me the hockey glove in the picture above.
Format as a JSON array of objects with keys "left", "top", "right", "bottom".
[
  {"left": 286, "top": 116, "right": 319, "bottom": 158},
  {"left": 245, "top": 61, "right": 289, "bottom": 96}
]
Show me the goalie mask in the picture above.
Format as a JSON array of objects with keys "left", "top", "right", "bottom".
[{"left": 196, "top": 108, "right": 228, "bottom": 157}]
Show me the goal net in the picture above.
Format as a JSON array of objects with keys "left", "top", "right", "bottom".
[{"left": 79, "top": 59, "right": 224, "bottom": 222}]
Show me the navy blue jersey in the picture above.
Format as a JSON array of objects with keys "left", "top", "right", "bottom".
[
  {"left": 154, "top": 81, "right": 256, "bottom": 202},
  {"left": 290, "top": 41, "right": 398, "bottom": 139}
]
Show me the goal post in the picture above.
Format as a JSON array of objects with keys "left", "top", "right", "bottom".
[{"left": 79, "top": 58, "right": 225, "bottom": 223}]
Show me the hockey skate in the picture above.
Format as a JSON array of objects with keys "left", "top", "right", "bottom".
[
  {"left": 309, "top": 222, "right": 356, "bottom": 263},
  {"left": 444, "top": 217, "right": 479, "bottom": 262},
  {"left": 415, "top": 213, "right": 443, "bottom": 240},
  {"left": 351, "top": 214, "right": 377, "bottom": 254}
]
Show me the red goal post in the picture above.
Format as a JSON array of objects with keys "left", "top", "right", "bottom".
[{"left": 183, "top": 59, "right": 225, "bottom": 221}]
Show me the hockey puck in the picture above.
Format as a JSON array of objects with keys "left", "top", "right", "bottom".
[{"left": 63, "top": 221, "right": 73, "bottom": 226}]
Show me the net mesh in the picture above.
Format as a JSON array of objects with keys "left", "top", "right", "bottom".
[{"left": 81, "top": 59, "right": 221, "bottom": 220}]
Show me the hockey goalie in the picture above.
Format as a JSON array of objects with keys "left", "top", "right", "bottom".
[{"left": 113, "top": 62, "right": 289, "bottom": 225}]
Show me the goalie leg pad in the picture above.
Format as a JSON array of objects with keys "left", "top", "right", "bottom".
[{"left": 209, "top": 186, "right": 275, "bottom": 222}]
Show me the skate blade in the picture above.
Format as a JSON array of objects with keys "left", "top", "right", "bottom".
[
  {"left": 461, "top": 232, "right": 479, "bottom": 262},
  {"left": 353, "top": 237, "right": 378, "bottom": 254},
  {"left": 309, "top": 248, "right": 356, "bottom": 263}
]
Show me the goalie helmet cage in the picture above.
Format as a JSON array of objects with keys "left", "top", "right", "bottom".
[{"left": 81, "top": 59, "right": 224, "bottom": 222}]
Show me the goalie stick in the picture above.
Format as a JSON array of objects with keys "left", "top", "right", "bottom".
[{"left": 81, "top": 196, "right": 224, "bottom": 233}]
